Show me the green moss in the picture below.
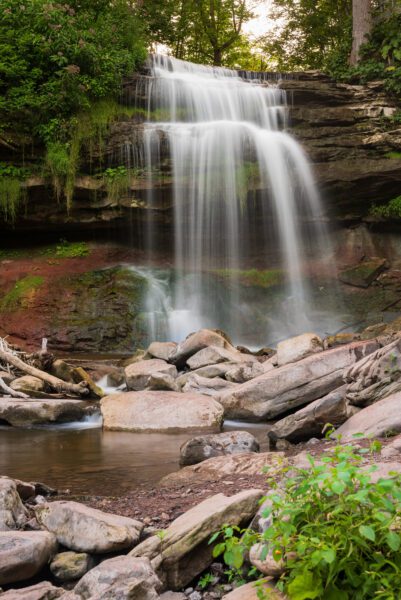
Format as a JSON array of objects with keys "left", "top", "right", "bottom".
[
  {"left": 0, "top": 275, "right": 44, "bottom": 312},
  {"left": 41, "top": 240, "right": 90, "bottom": 258},
  {"left": 213, "top": 268, "right": 284, "bottom": 288},
  {"left": 370, "top": 195, "right": 401, "bottom": 218},
  {"left": 385, "top": 151, "right": 401, "bottom": 159}
]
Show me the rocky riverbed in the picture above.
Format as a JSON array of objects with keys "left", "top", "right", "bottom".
[{"left": 3, "top": 321, "right": 401, "bottom": 598}]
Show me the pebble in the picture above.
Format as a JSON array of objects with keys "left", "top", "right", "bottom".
[
  {"left": 188, "top": 592, "right": 202, "bottom": 600},
  {"left": 222, "top": 585, "right": 232, "bottom": 592},
  {"left": 185, "top": 588, "right": 194, "bottom": 595}
]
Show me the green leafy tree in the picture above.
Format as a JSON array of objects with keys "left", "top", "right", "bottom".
[
  {"left": 260, "top": 0, "right": 352, "bottom": 72},
  {"left": 137, "top": 0, "right": 257, "bottom": 67},
  {"left": 0, "top": 0, "right": 146, "bottom": 141}
]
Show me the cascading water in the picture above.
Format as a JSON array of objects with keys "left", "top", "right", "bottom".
[{"left": 126, "top": 55, "right": 335, "bottom": 346}]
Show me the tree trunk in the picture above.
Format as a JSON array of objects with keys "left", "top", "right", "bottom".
[
  {"left": 213, "top": 47, "right": 222, "bottom": 66},
  {"left": 350, "top": 0, "right": 372, "bottom": 65}
]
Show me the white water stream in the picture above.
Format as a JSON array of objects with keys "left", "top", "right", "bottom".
[{"left": 129, "top": 55, "right": 332, "bottom": 345}]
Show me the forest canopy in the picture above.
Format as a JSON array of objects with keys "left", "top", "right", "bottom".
[{"left": 1, "top": 0, "right": 401, "bottom": 151}]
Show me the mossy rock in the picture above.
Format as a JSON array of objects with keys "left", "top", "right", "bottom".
[
  {"left": 50, "top": 266, "right": 149, "bottom": 352},
  {"left": 0, "top": 275, "right": 44, "bottom": 313},
  {"left": 339, "top": 259, "right": 388, "bottom": 288}
]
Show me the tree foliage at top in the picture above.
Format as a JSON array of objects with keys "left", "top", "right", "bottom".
[
  {"left": 260, "top": 0, "right": 352, "bottom": 72},
  {"left": 0, "top": 0, "right": 146, "bottom": 142},
  {"left": 138, "top": 0, "right": 257, "bottom": 67}
]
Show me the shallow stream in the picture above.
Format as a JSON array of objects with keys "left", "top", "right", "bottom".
[{"left": 0, "top": 420, "right": 269, "bottom": 495}]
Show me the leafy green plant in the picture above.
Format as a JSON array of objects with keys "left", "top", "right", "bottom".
[
  {"left": 370, "top": 195, "right": 401, "bottom": 219},
  {"left": 212, "top": 443, "right": 401, "bottom": 599},
  {"left": 198, "top": 572, "right": 216, "bottom": 589},
  {"left": 103, "top": 166, "right": 130, "bottom": 202}
]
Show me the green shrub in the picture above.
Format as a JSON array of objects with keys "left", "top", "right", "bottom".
[
  {"left": 103, "top": 166, "right": 129, "bottom": 202},
  {"left": 370, "top": 195, "right": 401, "bottom": 218},
  {"left": 0, "top": 163, "right": 29, "bottom": 222},
  {"left": 212, "top": 442, "right": 401, "bottom": 599},
  {"left": 45, "top": 142, "right": 71, "bottom": 201}
]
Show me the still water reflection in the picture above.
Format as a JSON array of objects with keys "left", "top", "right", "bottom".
[{"left": 0, "top": 422, "right": 268, "bottom": 496}]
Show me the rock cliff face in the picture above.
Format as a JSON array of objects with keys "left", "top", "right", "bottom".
[{"left": 2, "top": 71, "right": 401, "bottom": 235}]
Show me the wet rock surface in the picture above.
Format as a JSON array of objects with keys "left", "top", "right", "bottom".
[{"left": 179, "top": 431, "right": 260, "bottom": 466}]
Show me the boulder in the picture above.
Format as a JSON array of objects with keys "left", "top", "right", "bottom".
[
  {"left": 130, "top": 490, "right": 263, "bottom": 590},
  {"left": 50, "top": 551, "right": 95, "bottom": 582},
  {"left": 73, "top": 556, "right": 161, "bottom": 600},
  {"left": 0, "top": 531, "right": 57, "bottom": 585},
  {"left": 147, "top": 341, "right": 177, "bottom": 362},
  {"left": 0, "top": 581, "right": 64, "bottom": 599},
  {"left": 101, "top": 391, "right": 224, "bottom": 433},
  {"left": 179, "top": 431, "right": 260, "bottom": 466},
  {"left": 222, "top": 581, "right": 286, "bottom": 599},
  {"left": 50, "top": 360, "right": 75, "bottom": 383},
  {"left": 225, "top": 362, "right": 267, "bottom": 383},
  {"left": 169, "top": 329, "right": 231, "bottom": 367},
  {"left": 145, "top": 372, "right": 178, "bottom": 392},
  {"left": 35, "top": 501, "right": 143, "bottom": 554},
  {"left": 161, "top": 452, "right": 284, "bottom": 486},
  {"left": 10, "top": 376, "right": 45, "bottom": 396},
  {"left": 0, "top": 399, "right": 98, "bottom": 427},
  {"left": 125, "top": 359, "right": 177, "bottom": 391},
  {"left": 8, "top": 478, "right": 35, "bottom": 501},
  {"left": 345, "top": 338, "right": 401, "bottom": 407},
  {"left": 182, "top": 374, "right": 238, "bottom": 397},
  {"left": 176, "top": 363, "right": 236, "bottom": 388},
  {"left": 276, "top": 333, "right": 323, "bottom": 367},
  {"left": 339, "top": 258, "right": 387, "bottom": 288},
  {"left": 334, "top": 392, "right": 401, "bottom": 441},
  {"left": 0, "top": 477, "right": 28, "bottom": 531},
  {"left": 268, "top": 385, "right": 349, "bottom": 443},
  {"left": 186, "top": 346, "right": 254, "bottom": 370},
  {"left": 218, "top": 340, "right": 379, "bottom": 420}
]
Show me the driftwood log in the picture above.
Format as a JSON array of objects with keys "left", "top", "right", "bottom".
[
  {"left": 0, "top": 377, "right": 29, "bottom": 399},
  {"left": 0, "top": 349, "right": 89, "bottom": 397}
]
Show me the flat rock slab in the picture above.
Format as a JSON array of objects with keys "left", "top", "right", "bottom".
[
  {"left": 36, "top": 500, "right": 143, "bottom": 554},
  {"left": 334, "top": 392, "right": 401, "bottom": 441},
  {"left": 0, "top": 530, "right": 57, "bottom": 585},
  {"left": 218, "top": 340, "right": 379, "bottom": 420},
  {"left": 130, "top": 489, "right": 263, "bottom": 590},
  {"left": 101, "top": 391, "right": 224, "bottom": 433},
  {"left": 161, "top": 452, "right": 284, "bottom": 486},
  {"left": 268, "top": 385, "right": 348, "bottom": 443},
  {"left": 73, "top": 555, "right": 161, "bottom": 599},
  {"left": 0, "top": 399, "right": 98, "bottom": 427}
]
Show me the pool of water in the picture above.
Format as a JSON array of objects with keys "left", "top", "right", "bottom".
[{"left": 0, "top": 420, "right": 269, "bottom": 496}]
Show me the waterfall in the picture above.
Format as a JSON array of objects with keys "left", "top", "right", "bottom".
[{"left": 128, "top": 55, "right": 332, "bottom": 346}]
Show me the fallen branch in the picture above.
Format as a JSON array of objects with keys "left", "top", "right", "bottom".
[
  {"left": 0, "top": 377, "right": 29, "bottom": 399},
  {"left": 0, "top": 349, "right": 90, "bottom": 397}
]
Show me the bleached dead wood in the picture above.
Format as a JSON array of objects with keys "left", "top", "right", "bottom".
[
  {"left": 0, "top": 376, "right": 29, "bottom": 399},
  {"left": 0, "top": 348, "right": 89, "bottom": 397}
]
